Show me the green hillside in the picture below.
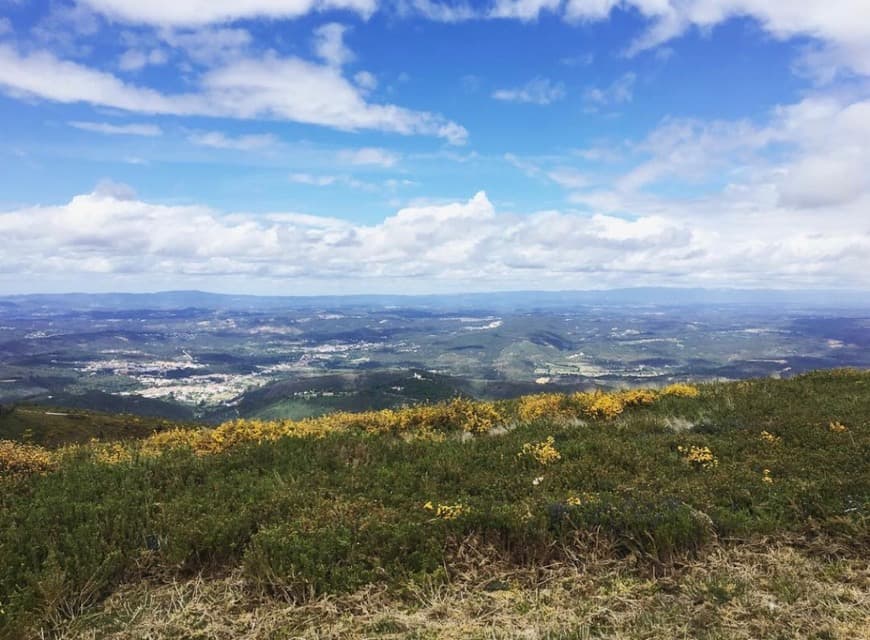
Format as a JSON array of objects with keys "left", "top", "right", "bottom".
[
  {"left": 1, "top": 370, "right": 868, "bottom": 639},
  {"left": 0, "top": 404, "right": 198, "bottom": 448}
]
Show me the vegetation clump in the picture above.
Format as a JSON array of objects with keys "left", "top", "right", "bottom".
[
  {"left": 662, "top": 383, "right": 701, "bottom": 398},
  {"left": 518, "top": 436, "right": 561, "bottom": 465},
  {"left": 0, "top": 370, "right": 867, "bottom": 638},
  {"left": 0, "top": 439, "right": 56, "bottom": 480},
  {"left": 677, "top": 444, "right": 719, "bottom": 470}
]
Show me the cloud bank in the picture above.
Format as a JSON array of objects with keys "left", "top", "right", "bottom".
[{"left": 1, "top": 184, "right": 866, "bottom": 293}]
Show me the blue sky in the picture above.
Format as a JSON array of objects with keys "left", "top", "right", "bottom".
[{"left": 0, "top": 1, "right": 868, "bottom": 294}]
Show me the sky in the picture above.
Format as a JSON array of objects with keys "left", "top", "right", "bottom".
[{"left": 0, "top": 0, "right": 869, "bottom": 295}]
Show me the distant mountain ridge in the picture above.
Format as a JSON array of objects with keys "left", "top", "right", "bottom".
[{"left": 3, "top": 287, "right": 869, "bottom": 311}]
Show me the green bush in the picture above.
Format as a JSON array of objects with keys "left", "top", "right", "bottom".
[
  {"left": 244, "top": 509, "right": 446, "bottom": 600},
  {"left": 550, "top": 494, "right": 715, "bottom": 565}
]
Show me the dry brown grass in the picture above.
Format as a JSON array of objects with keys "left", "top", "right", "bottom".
[{"left": 53, "top": 538, "right": 869, "bottom": 640}]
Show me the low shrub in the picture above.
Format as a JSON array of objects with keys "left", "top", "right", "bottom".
[
  {"left": 550, "top": 493, "right": 715, "bottom": 565},
  {"left": 244, "top": 509, "right": 446, "bottom": 601}
]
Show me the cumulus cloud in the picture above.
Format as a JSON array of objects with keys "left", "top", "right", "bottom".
[
  {"left": 500, "top": 90, "right": 870, "bottom": 286},
  {"left": 313, "top": 23, "right": 354, "bottom": 67},
  {"left": 1, "top": 185, "right": 867, "bottom": 291},
  {"left": 62, "top": 0, "right": 870, "bottom": 79},
  {"left": 492, "top": 1, "right": 870, "bottom": 77},
  {"left": 0, "top": 44, "right": 467, "bottom": 144},
  {"left": 78, "top": 0, "right": 377, "bottom": 27},
  {"left": 69, "top": 121, "right": 163, "bottom": 136},
  {"left": 492, "top": 77, "right": 565, "bottom": 105}
]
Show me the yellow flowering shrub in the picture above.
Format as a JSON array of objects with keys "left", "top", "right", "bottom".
[
  {"left": 141, "top": 428, "right": 207, "bottom": 456},
  {"left": 92, "top": 441, "right": 134, "bottom": 465},
  {"left": 125, "top": 385, "right": 675, "bottom": 460},
  {"left": 206, "top": 419, "right": 291, "bottom": 452},
  {"left": 292, "top": 399, "right": 505, "bottom": 437},
  {"left": 588, "top": 393, "right": 626, "bottom": 420},
  {"left": 618, "top": 388, "right": 659, "bottom": 407},
  {"left": 759, "top": 430, "right": 782, "bottom": 445},
  {"left": 0, "top": 440, "right": 56, "bottom": 480},
  {"left": 518, "top": 436, "right": 561, "bottom": 465},
  {"left": 662, "top": 383, "right": 701, "bottom": 398},
  {"left": 443, "top": 397, "right": 504, "bottom": 434},
  {"left": 677, "top": 445, "right": 718, "bottom": 470},
  {"left": 761, "top": 468, "right": 774, "bottom": 484},
  {"left": 517, "top": 393, "right": 575, "bottom": 422},
  {"left": 423, "top": 501, "right": 469, "bottom": 520},
  {"left": 829, "top": 421, "right": 848, "bottom": 433}
]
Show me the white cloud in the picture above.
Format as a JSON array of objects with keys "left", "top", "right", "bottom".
[
  {"left": 500, "top": 90, "right": 870, "bottom": 286},
  {"left": 0, "top": 18, "right": 11, "bottom": 35},
  {"left": 546, "top": 167, "right": 588, "bottom": 189},
  {"left": 289, "top": 173, "right": 378, "bottom": 190},
  {"left": 31, "top": 3, "right": 101, "bottom": 56},
  {"left": 78, "top": 0, "right": 377, "bottom": 26},
  {"left": 492, "top": 77, "right": 565, "bottom": 105},
  {"left": 70, "top": 0, "right": 870, "bottom": 79},
  {"left": 188, "top": 131, "right": 278, "bottom": 150},
  {"left": 69, "top": 121, "right": 163, "bottom": 136},
  {"left": 464, "top": 1, "right": 870, "bottom": 78},
  {"left": 290, "top": 173, "right": 338, "bottom": 186},
  {"left": 0, "top": 44, "right": 202, "bottom": 113},
  {"left": 118, "top": 48, "right": 168, "bottom": 71},
  {"left": 157, "top": 28, "right": 252, "bottom": 66},
  {"left": 0, "top": 44, "right": 467, "bottom": 144},
  {"left": 490, "top": 0, "right": 561, "bottom": 21},
  {"left": 2, "top": 184, "right": 867, "bottom": 291},
  {"left": 313, "top": 22, "right": 353, "bottom": 67},
  {"left": 583, "top": 72, "right": 636, "bottom": 107},
  {"left": 401, "top": 0, "right": 477, "bottom": 22},
  {"left": 338, "top": 147, "right": 399, "bottom": 167},
  {"left": 201, "top": 53, "right": 467, "bottom": 143},
  {"left": 564, "top": 1, "right": 870, "bottom": 77},
  {"left": 353, "top": 70, "right": 377, "bottom": 91}
]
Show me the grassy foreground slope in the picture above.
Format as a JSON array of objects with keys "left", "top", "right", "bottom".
[{"left": 1, "top": 370, "right": 868, "bottom": 639}]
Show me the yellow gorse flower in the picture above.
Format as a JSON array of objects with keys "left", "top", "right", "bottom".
[
  {"left": 519, "top": 436, "right": 561, "bottom": 465},
  {"left": 0, "top": 440, "right": 56, "bottom": 480},
  {"left": 92, "top": 441, "right": 134, "bottom": 465},
  {"left": 423, "top": 501, "right": 469, "bottom": 520},
  {"left": 829, "top": 421, "right": 848, "bottom": 433},
  {"left": 677, "top": 445, "right": 718, "bottom": 470},
  {"left": 517, "top": 393, "right": 574, "bottom": 422},
  {"left": 1, "top": 383, "right": 700, "bottom": 468},
  {"left": 661, "top": 383, "right": 701, "bottom": 398},
  {"left": 759, "top": 430, "right": 782, "bottom": 445}
]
